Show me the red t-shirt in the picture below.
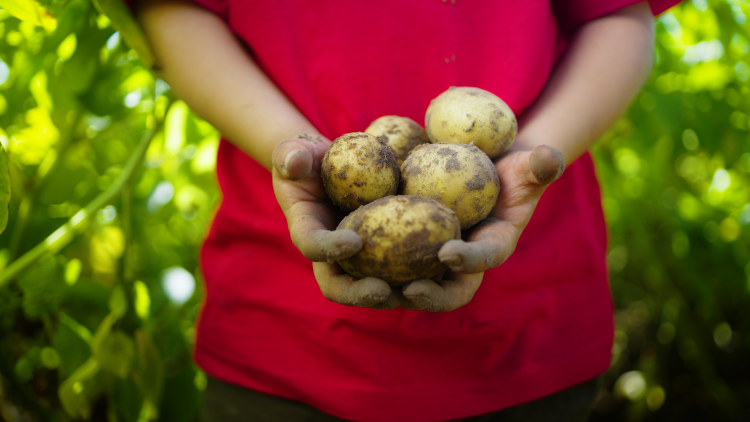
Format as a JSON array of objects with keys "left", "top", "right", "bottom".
[{"left": 192, "top": 1, "right": 678, "bottom": 421}]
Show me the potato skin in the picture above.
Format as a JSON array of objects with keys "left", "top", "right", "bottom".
[
  {"left": 364, "top": 116, "right": 429, "bottom": 167},
  {"left": 425, "top": 87, "right": 517, "bottom": 159},
  {"left": 321, "top": 132, "right": 400, "bottom": 212},
  {"left": 400, "top": 143, "right": 500, "bottom": 229},
  {"left": 337, "top": 195, "right": 460, "bottom": 286}
]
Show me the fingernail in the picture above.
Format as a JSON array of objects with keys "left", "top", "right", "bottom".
[
  {"left": 283, "top": 150, "right": 299, "bottom": 176},
  {"left": 442, "top": 254, "right": 463, "bottom": 267}
]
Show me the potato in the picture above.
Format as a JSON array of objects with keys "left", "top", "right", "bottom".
[
  {"left": 337, "top": 195, "right": 460, "bottom": 285},
  {"left": 364, "top": 116, "right": 429, "bottom": 166},
  {"left": 400, "top": 143, "right": 499, "bottom": 229},
  {"left": 321, "top": 132, "right": 400, "bottom": 212},
  {"left": 425, "top": 87, "right": 517, "bottom": 159}
]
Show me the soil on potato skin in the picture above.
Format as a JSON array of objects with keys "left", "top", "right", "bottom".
[
  {"left": 297, "top": 133, "right": 323, "bottom": 143},
  {"left": 487, "top": 101, "right": 518, "bottom": 155},
  {"left": 367, "top": 116, "right": 429, "bottom": 161},
  {"left": 321, "top": 133, "right": 399, "bottom": 211},
  {"left": 465, "top": 172, "right": 487, "bottom": 191},
  {"left": 374, "top": 136, "right": 400, "bottom": 182},
  {"left": 425, "top": 87, "right": 518, "bottom": 158},
  {"left": 400, "top": 143, "right": 499, "bottom": 229},
  {"left": 337, "top": 195, "right": 460, "bottom": 285}
]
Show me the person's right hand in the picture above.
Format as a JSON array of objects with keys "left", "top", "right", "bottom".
[{"left": 271, "top": 135, "right": 403, "bottom": 309}]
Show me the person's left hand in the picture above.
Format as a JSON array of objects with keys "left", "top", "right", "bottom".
[{"left": 396, "top": 144, "right": 565, "bottom": 312}]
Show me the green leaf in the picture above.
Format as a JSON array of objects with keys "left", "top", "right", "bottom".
[
  {"left": 93, "top": 330, "right": 135, "bottom": 378},
  {"left": 14, "top": 356, "right": 33, "bottom": 382},
  {"left": 17, "top": 256, "right": 67, "bottom": 318},
  {"left": 134, "top": 329, "right": 163, "bottom": 414},
  {"left": 58, "top": 357, "right": 101, "bottom": 419},
  {"left": 0, "top": 0, "right": 41, "bottom": 25},
  {"left": 0, "top": 142, "right": 8, "bottom": 235},
  {"left": 60, "top": 281, "right": 111, "bottom": 316},
  {"left": 40, "top": 347, "right": 61, "bottom": 369},
  {"left": 0, "top": 0, "right": 55, "bottom": 30},
  {"left": 90, "top": 0, "right": 155, "bottom": 69},
  {"left": 112, "top": 377, "right": 144, "bottom": 422},
  {"left": 109, "top": 285, "right": 127, "bottom": 318},
  {"left": 54, "top": 315, "right": 93, "bottom": 376}
]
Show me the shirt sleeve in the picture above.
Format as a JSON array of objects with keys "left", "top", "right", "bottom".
[
  {"left": 554, "top": 0, "right": 683, "bottom": 32},
  {"left": 192, "top": 0, "right": 228, "bottom": 20}
]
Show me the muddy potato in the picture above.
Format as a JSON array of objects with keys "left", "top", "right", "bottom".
[
  {"left": 321, "top": 132, "right": 400, "bottom": 212},
  {"left": 364, "top": 116, "right": 429, "bottom": 167},
  {"left": 425, "top": 87, "right": 517, "bottom": 159},
  {"left": 400, "top": 143, "right": 499, "bottom": 229},
  {"left": 337, "top": 195, "right": 461, "bottom": 286}
]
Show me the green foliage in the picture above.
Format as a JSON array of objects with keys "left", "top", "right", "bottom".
[
  {"left": 89, "top": 0, "right": 154, "bottom": 69},
  {"left": 0, "top": 0, "right": 214, "bottom": 419},
  {"left": 0, "top": 0, "right": 55, "bottom": 30},
  {"left": 17, "top": 256, "right": 66, "bottom": 317},
  {"left": 589, "top": 1, "right": 750, "bottom": 421},
  {"left": 0, "top": 0, "right": 747, "bottom": 421},
  {"left": 58, "top": 358, "right": 101, "bottom": 419},
  {"left": 0, "top": 143, "right": 8, "bottom": 234}
]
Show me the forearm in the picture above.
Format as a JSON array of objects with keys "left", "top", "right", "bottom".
[
  {"left": 516, "top": 2, "right": 655, "bottom": 164},
  {"left": 136, "top": 0, "right": 318, "bottom": 170}
]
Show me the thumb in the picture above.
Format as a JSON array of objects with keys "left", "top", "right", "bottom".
[
  {"left": 272, "top": 134, "right": 330, "bottom": 181},
  {"left": 525, "top": 145, "right": 565, "bottom": 185}
]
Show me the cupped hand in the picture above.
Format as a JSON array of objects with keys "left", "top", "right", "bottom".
[
  {"left": 273, "top": 137, "right": 564, "bottom": 312},
  {"left": 272, "top": 135, "right": 401, "bottom": 309},
  {"left": 397, "top": 144, "right": 565, "bottom": 312}
]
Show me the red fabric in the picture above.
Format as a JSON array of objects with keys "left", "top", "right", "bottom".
[
  {"left": 192, "top": 1, "right": 680, "bottom": 421},
  {"left": 554, "top": 0, "right": 681, "bottom": 30}
]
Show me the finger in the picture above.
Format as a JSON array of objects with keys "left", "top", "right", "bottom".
[
  {"left": 292, "top": 223, "right": 362, "bottom": 262},
  {"left": 272, "top": 135, "right": 329, "bottom": 181},
  {"left": 527, "top": 145, "right": 565, "bottom": 185},
  {"left": 401, "top": 273, "right": 483, "bottom": 312},
  {"left": 438, "top": 216, "right": 520, "bottom": 273},
  {"left": 313, "top": 262, "right": 392, "bottom": 307},
  {"left": 438, "top": 238, "right": 503, "bottom": 274},
  {"left": 369, "top": 291, "right": 405, "bottom": 310}
]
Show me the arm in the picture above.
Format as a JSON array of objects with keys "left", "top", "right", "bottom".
[
  {"left": 434, "top": 1, "right": 656, "bottom": 279},
  {"left": 136, "top": 0, "right": 318, "bottom": 170},
  {"left": 137, "top": 0, "right": 386, "bottom": 306},
  {"left": 137, "top": 0, "right": 362, "bottom": 261},
  {"left": 138, "top": 0, "right": 655, "bottom": 311},
  {"left": 280, "top": 1, "right": 657, "bottom": 312},
  {"left": 515, "top": 2, "right": 656, "bottom": 164},
  {"left": 392, "top": 2, "right": 655, "bottom": 311}
]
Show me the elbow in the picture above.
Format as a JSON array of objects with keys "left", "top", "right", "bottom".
[
  {"left": 636, "top": 14, "right": 656, "bottom": 85},
  {"left": 613, "top": 2, "right": 657, "bottom": 84}
]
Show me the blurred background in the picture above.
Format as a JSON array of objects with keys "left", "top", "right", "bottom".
[{"left": 0, "top": 0, "right": 747, "bottom": 421}]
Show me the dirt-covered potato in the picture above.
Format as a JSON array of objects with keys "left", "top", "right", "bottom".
[
  {"left": 400, "top": 143, "right": 499, "bottom": 229},
  {"left": 364, "top": 116, "right": 429, "bottom": 166},
  {"left": 425, "top": 87, "right": 517, "bottom": 159},
  {"left": 337, "top": 195, "right": 460, "bottom": 286},
  {"left": 321, "top": 132, "right": 399, "bottom": 212}
]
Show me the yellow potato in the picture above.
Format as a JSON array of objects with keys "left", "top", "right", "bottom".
[
  {"left": 400, "top": 143, "right": 499, "bottom": 229},
  {"left": 425, "top": 87, "right": 517, "bottom": 159},
  {"left": 321, "top": 132, "right": 399, "bottom": 212},
  {"left": 337, "top": 195, "right": 460, "bottom": 286},
  {"left": 364, "top": 116, "right": 429, "bottom": 167}
]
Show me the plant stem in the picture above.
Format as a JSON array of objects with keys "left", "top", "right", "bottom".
[
  {"left": 7, "top": 196, "right": 32, "bottom": 260},
  {"left": 0, "top": 119, "right": 163, "bottom": 289},
  {"left": 119, "top": 180, "right": 141, "bottom": 333},
  {"left": 7, "top": 110, "right": 83, "bottom": 260}
]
